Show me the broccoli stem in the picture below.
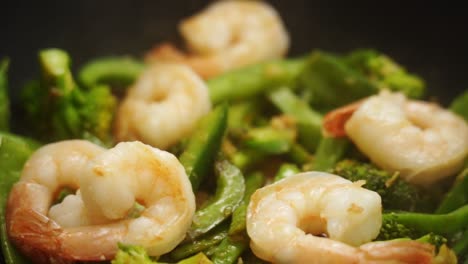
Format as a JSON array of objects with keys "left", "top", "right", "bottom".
[{"left": 383, "top": 205, "right": 468, "bottom": 236}]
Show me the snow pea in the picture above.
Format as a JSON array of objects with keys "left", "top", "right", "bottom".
[
  {"left": 0, "top": 133, "right": 40, "bottom": 264},
  {"left": 207, "top": 57, "right": 306, "bottom": 104},
  {"left": 188, "top": 159, "right": 245, "bottom": 240},
  {"left": 179, "top": 103, "right": 228, "bottom": 191},
  {"left": 78, "top": 56, "right": 145, "bottom": 90},
  {"left": 436, "top": 167, "right": 468, "bottom": 214},
  {"left": 207, "top": 236, "right": 247, "bottom": 264}
]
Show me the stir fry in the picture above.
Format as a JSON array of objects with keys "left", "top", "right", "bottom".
[{"left": 1, "top": 1, "right": 468, "bottom": 264}]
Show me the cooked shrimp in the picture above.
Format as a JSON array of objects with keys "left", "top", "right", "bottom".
[
  {"left": 246, "top": 172, "right": 435, "bottom": 264},
  {"left": 324, "top": 90, "right": 468, "bottom": 186},
  {"left": 6, "top": 140, "right": 196, "bottom": 263},
  {"left": 146, "top": 0, "right": 290, "bottom": 78},
  {"left": 114, "top": 63, "right": 211, "bottom": 149}
]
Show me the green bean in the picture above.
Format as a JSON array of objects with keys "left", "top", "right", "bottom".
[
  {"left": 208, "top": 57, "right": 306, "bottom": 104},
  {"left": 268, "top": 87, "right": 323, "bottom": 152},
  {"left": 170, "top": 223, "right": 228, "bottom": 261},
  {"left": 78, "top": 56, "right": 145, "bottom": 89},
  {"left": 229, "top": 149, "right": 265, "bottom": 171},
  {"left": 208, "top": 236, "right": 248, "bottom": 264},
  {"left": 436, "top": 167, "right": 468, "bottom": 214},
  {"left": 0, "top": 133, "right": 40, "bottom": 264},
  {"left": 188, "top": 159, "right": 245, "bottom": 239},
  {"left": 242, "top": 126, "right": 294, "bottom": 155},
  {"left": 274, "top": 163, "right": 300, "bottom": 182},
  {"left": 227, "top": 99, "right": 262, "bottom": 138},
  {"left": 312, "top": 137, "right": 351, "bottom": 172},
  {"left": 449, "top": 89, "right": 468, "bottom": 121},
  {"left": 179, "top": 104, "right": 228, "bottom": 191},
  {"left": 0, "top": 59, "right": 10, "bottom": 131},
  {"left": 229, "top": 172, "right": 265, "bottom": 235},
  {"left": 287, "top": 143, "right": 313, "bottom": 166}
]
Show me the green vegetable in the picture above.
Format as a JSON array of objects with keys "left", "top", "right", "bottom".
[
  {"left": 344, "top": 49, "right": 426, "bottom": 98},
  {"left": 111, "top": 243, "right": 155, "bottom": 264},
  {"left": 378, "top": 205, "right": 468, "bottom": 256},
  {"left": 436, "top": 168, "right": 468, "bottom": 214},
  {"left": 177, "top": 252, "right": 213, "bottom": 264},
  {"left": 208, "top": 236, "right": 248, "bottom": 264},
  {"left": 449, "top": 89, "right": 468, "bottom": 121},
  {"left": 208, "top": 57, "right": 305, "bottom": 104},
  {"left": 0, "top": 133, "right": 40, "bottom": 264},
  {"left": 78, "top": 56, "right": 145, "bottom": 89},
  {"left": 242, "top": 126, "right": 294, "bottom": 155},
  {"left": 229, "top": 172, "right": 265, "bottom": 235},
  {"left": 268, "top": 87, "right": 323, "bottom": 152},
  {"left": 188, "top": 159, "right": 245, "bottom": 239},
  {"left": 170, "top": 223, "right": 228, "bottom": 261},
  {"left": 0, "top": 59, "right": 10, "bottom": 131},
  {"left": 21, "top": 49, "right": 117, "bottom": 143},
  {"left": 332, "top": 160, "right": 433, "bottom": 212},
  {"left": 287, "top": 143, "right": 313, "bottom": 166},
  {"left": 179, "top": 104, "right": 228, "bottom": 191},
  {"left": 312, "top": 137, "right": 350, "bottom": 172},
  {"left": 273, "top": 163, "right": 300, "bottom": 182},
  {"left": 297, "top": 51, "right": 377, "bottom": 110}
]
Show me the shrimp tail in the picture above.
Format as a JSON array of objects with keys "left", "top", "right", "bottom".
[
  {"left": 358, "top": 240, "right": 435, "bottom": 264},
  {"left": 323, "top": 100, "right": 362, "bottom": 137}
]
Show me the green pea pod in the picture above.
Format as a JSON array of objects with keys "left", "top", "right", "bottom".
[
  {"left": 297, "top": 51, "right": 377, "bottom": 111},
  {"left": 229, "top": 149, "right": 266, "bottom": 171},
  {"left": 436, "top": 167, "right": 468, "bottom": 214},
  {"left": 0, "top": 59, "right": 10, "bottom": 131},
  {"left": 0, "top": 133, "right": 40, "bottom": 264},
  {"left": 268, "top": 87, "right": 323, "bottom": 152},
  {"left": 229, "top": 172, "right": 265, "bottom": 235},
  {"left": 170, "top": 223, "right": 228, "bottom": 261},
  {"left": 242, "top": 126, "right": 294, "bottom": 155},
  {"left": 208, "top": 57, "right": 306, "bottom": 104},
  {"left": 449, "top": 89, "right": 468, "bottom": 121},
  {"left": 188, "top": 159, "right": 245, "bottom": 240},
  {"left": 287, "top": 143, "right": 313, "bottom": 166},
  {"left": 312, "top": 137, "right": 351, "bottom": 172},
  {"left": 177, "top": 252, "right": 213, "bottom": 264},
  {"left": 78, "top": 56, "right": 145, "bottom": 89},
  {"left": 208, "top": 236, "right": 248, "bottom": 264},
  {"left": 273, "top": 163, "right": 300, "bottom": 182},
  {"left": 179, "top": 103, "right": 229, "bottom": 191}
]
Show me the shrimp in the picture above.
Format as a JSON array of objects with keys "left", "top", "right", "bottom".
[
  {"left": 146, "top": 0, "right": 290, "bottom": 78},
  {"left": 246, "top": 172, "right": 435, "bottom": 264},
  {"left": 323, "top": 90, "right": 468, "bottom": 186},
  {"left": 6, "top": 140, "right": 196, "bottom": 263},
  {"left": 114, "top": 62, "right": 211, "bottom": 149}
]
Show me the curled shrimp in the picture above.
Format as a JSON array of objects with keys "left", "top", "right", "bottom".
[
  {"left": 114, "top": 62, "right": 211, "bottom": 149},
  {"left": 146, "top": 0, "right": 290, "bottom": 78},
  {"left": 6, "top": 140, "right": 195, "bottom": 263},
  {"left": 246, "top": 172, "right": 435, "bottom": 263},
  {"left": 323, "top": 91, "right": 468, "bottom": 186}
]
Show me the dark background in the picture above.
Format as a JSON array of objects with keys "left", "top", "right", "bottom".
[{"left": 1, "top": 0, "right": 467, "bottom": 106}]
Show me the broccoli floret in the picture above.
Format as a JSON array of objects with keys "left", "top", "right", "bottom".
[
  {"left": 21, "top": 49, "right": 116, "bottom": 144},
  {"left": 345, "top": 49, "right": 426, "bottom": 98},
  {"left": 332, "top": 159, "right": 434, "bottom": 212},
  {"left": 377, "top": 205, "right": 468, "bottom": 256},
  {"left": 112, "top": 243, "right": 155, "bottom": 264}
]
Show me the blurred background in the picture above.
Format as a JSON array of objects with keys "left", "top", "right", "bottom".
[{"left": 1, "top": 0, "right": 467, "bottom": 105}]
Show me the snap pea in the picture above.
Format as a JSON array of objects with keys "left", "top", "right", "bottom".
[
  {"left": 177, "top": 252, "right": 213, "bottom": 264},
  {"left": 208, "top": 57, "right": 306, "bottom": 104},
  {"left": 242, "top": 126, "right": 294, "bottom": 155},
  {"left": 436, "top": 167, "right": 468, "bottom": 214},
  {"left": 0, "top": 59, "right": 10, "bottom": 131},
  {"left": 229, "top": 172, "right": 265, "bottom": 236},
  {"left": 207, "top": 236, "right": 248, "bottom": 264},
  {"left": 273, "top": 163, "right": 300, "bottom": 182},
  {"left": 170, "top": 223, "right": 228, "bottom": 261},
  {"left": 287, "top": 143, "right": 313, "bottom": 166},
  {"left": 78, "top": 56, "right": 145, "bottom": 89},
  {"left": 188, "top": 159, "right": 245, "bottom": 239},
  {"left": 449, "top": 89, "right": 468, "bottom": 121},
  {"left": 268, "top": 87, "right": 323, "bottom": 152},
  {"left": 312, "top": 137, "right": 351, "bottom": 172},
  {"left": 179, "top": 104, "right": 228, "bottom": 191},
  {"left": 0, "top": 133, "right": 40, "bottom": 264}
]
